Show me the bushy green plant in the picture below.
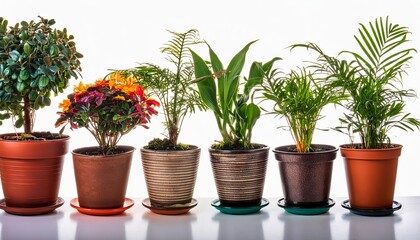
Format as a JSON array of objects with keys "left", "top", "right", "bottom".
[
  {"left": 121, "top": 29, "right": 205, "bottom": 150},
  {"left": 260, "top": 67, "right": 344, "bottom": 152},
  {"left": 190, "top": 40, "right": 277, "bottom": 150},
  {"left": 293, "top": 16, "right": 420, "bottom": 149},
  {"left": 0, "top": 16, "right": 83, "bottom": 135}
]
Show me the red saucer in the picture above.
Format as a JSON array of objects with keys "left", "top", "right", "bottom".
[
  {"left": 70, "top": 198, "right": 134, "bottom": 216},
  {"left": 0, "top": 197, "right": 64, "bottom": 216}
]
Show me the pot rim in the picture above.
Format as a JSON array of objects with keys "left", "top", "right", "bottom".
[
  {"left": 273, "top": 144, "right": 338, "bottom": 155},
  {"left": 72, "top": 145, "right": 135, "bottom": 157},
  {"left": 0, "top": 132, "right": 70, "bottom": 143},
  {"left": 339, "top": 143, "right": 403, "bottom": 151},
  {"left": 208, "top": 143, "right": 269, "bottom": 154},
  {"left": 141, "top": 144, "right": 200, "bottom": 153}
]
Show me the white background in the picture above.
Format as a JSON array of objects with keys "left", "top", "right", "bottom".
[{"left": 1, "top": 0, "right": 419, "bottom": 199}]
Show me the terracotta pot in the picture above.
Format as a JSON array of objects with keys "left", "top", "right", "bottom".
[
  {"left": 341, "top": 144, "right": 402, "bottom": 209},
  {"left": 274, "top": 144, "right": 337, "bottom": 207},
  {"left": 0, "top": 133, "right": 69, "bottom": 208},
  {"left": 72, "top": 145, "right": 134, "bottom": 209},
  {"left": 141, "top": 146, "right": 200, "bottom": 206},
  {"left": 209, "top": 144, "right": 269, "bottom": 207}
]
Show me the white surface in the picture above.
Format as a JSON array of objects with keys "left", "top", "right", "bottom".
[
  {"left": 1, "top": 0, "right": 420, "bottom": 199},
  {"left": 0, "top": 197, "right": 418, "bottom": 240}
]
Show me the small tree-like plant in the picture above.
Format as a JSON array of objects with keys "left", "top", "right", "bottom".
[
  {"left": 121, "top": 29, "right": 205, "bottom": 150},
  {"left": 0, "top": 16, "right": 83, "bottom": 136},
  {"left": 293, "top": 16, "right": 420, "bottom": 149}
]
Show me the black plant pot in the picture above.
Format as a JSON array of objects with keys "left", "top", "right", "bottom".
[{"left": 273, "top": 144, "right": 337, "bottom": 207}]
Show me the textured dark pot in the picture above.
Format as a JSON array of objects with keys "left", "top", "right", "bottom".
[
  {"left": 141, "top": 145, "right": 200, "bottom": 207},
  {"left": 72, "top": 145, "right": 134, "bottom": 209},
  {"left": 341, "top": 144, "right": 401, "bottom": 209},
  {"left": 0, "top": 133, "right": 69, "bottom": 208},
  {"left": 209, "top": 144, "right": 269, "bottom": 207},
  {"left": 274, "top": 144, "right": 337, "bottom": 207}
]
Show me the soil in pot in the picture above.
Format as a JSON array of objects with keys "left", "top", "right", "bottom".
[
  {"left": 274, "top": 144, "right": 337, "bottom": 207},
  {"left": 72, "top": 145, "right": 134, "bottom": 209}
]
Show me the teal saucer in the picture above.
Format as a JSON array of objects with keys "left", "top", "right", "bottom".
[
  {"left": 211, "top": 198, "right": 269, "bottom": 215},
  {"left": 277, "top": 198, "right": 335, "bottom": 215}
]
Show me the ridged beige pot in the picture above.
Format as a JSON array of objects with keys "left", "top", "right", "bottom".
[
  {"left": 209, "top": 144, "right": 269, "bottom": 207},
  {"left": 72, "top": 145, "right": 134, "bottom": 209},
  {"left": 141, "top": 145, "right": 200, "bottom": 206}
]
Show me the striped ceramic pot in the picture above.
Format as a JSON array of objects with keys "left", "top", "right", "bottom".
[
  {"left": 209, "top": 144, "right": 269, "bottom": 207},
  {"left": 141, "top": 146, "right": 200, "bottom": 207}
]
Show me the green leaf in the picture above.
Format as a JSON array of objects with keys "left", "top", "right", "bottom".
[
  {"left": 245, "top": 103, "right": 261, "bottom": 130},
  {"left": 39, "top": 76, "right": 49, "bottom": 88},
  {"left": 19, "top": 69, "right": 30, "bottom": 81},
  {"left": 16, "top": 82, "right": 25, "bottom": 92},
  {"left": 190, "top": 49, "right": 221, "bottom": 117},
  {"left": 24, "top": 42, "right": 31, "bottom": 54},
  {"left": 15, "top": 118, "right": 24, "bottom": 128},
  {"left": 244, "top": 61, "right": 264, "bottom": 96},
  {"left": 49, "top": 66, "right": 60, "bottom": 73},
  {"left": 29, "top": 90, "right": 38, "bottom": 100},
  {"left": 9, "top": 50, "right": 20, "bottom": 61}
]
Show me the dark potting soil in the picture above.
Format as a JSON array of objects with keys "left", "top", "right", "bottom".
[{"left": 0, "top": 132, "right": 68, "bottom": 141}]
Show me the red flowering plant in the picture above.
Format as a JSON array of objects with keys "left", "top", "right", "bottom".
[{"left": 55, "top": 72, "right": 160, "bottom": 155}]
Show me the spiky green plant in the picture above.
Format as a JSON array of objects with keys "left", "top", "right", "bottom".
[
  {"left": 260, "top": 67, "right": 344, "bottom": 152},
  {"left": 121, "top": 29, "right": 205, "bottom": 150},
  {"left": 292, "top": 16, "right": 420, "bottom": 149}
]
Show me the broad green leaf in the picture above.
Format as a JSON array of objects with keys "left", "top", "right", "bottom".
[
  {"left": 39, "top": 76, "right": 49, "bottom": 88},
  {"left": 19, "top": 69, "right": 30, "bottom": 81},
  {"left": 244, "top": 61, "right": 264, "bottom": 96},
  {"left": 16, "top": 82, "right": 25, "bottom": 92},
  {"left": 190, "top": 49, "right": 221, "bottom": 117},
  {"left": 246, "top": 103, "right": 261, "bottom": 130}
]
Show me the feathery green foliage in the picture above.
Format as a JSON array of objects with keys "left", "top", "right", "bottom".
[
  {"left": 121, "top": 29, "right": 205, "bottom": 150},
  {"left": 292, "top": 17, "right": 419, "bottom": 149},
  {"left": 260, "top": 67, "right": 344, "bottom": 152}
]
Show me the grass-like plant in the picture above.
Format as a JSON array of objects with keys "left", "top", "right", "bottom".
[
  {"left": 292, "top": 16, "right": 420, "bottom": 149},
  {"left": 121, "top": 29, "right": 205, "bottom": 150},
  {"left": 190, "top": 40, "right": 278, "bottom": 150},
  {"left": 260, "top": 67, "right": 344, "bottom": 152}
]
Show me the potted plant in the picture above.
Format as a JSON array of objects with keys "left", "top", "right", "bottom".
[
  {"left": 294, "top": 17, "right": 420, "bottom": 213},
  {"left": 190, "top": 40, "right": 276, "bottom": 213},
  {"left": 260, "top": 67, "right": 343, "bottom": 215},
  {"left": 55, "top": 72, "right": 159, "bottom": 215},
  {"left": 120, "top": 29, "right": 204, "bottom": 215},
  {"left": 0, "top": 16, "right": 82, "bottom": 215}
]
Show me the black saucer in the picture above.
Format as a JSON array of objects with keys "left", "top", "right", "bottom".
[
  {"left": 277, "top": 198, "right": 335, "bottom": 215},
  {"left": 341, "top": 200, "right": 402, "bottom": 216}
]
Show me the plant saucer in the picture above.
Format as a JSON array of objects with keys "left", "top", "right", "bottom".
[
  {"left": 341, "top": 200, "right": 402, "bottom": 216},
  {"left": 142, "top": 198, "right": 198, "bottom": 215},
  {"left": 211, "top": 198, "right": 269, "bottom": 215},
  {"left": 70, "top": 198, "right": 134, "bottom": 216},
  {"left": 0, "top": 197, "right": 64, "bottom": 216},
  {"left": 277, "top": 198, "right": 335, "bottom": 215}
]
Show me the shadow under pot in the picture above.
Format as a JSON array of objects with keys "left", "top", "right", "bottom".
[
  {"left": 209, "top": 144, "right": 269, "bottom": 207},
  {"left": 274, "top": 144, "right": 337, "bottom": 207},
  {"left": 72, "top": 145, "right": 134, "bottom": 209},
  {"left": 141, "top": 145, "right": 200, "bottom": 207},
  {"left": 0, "top": 133, "right": 69, "bottom": 209}
]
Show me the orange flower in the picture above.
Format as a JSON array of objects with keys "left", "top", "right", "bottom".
[
  {"left": 113, "top": 95, "right": 126, "bottom": 101},
  {"left": 59, "top": 99, "right": 71, "bottom": 112},
  {"left": 74, "top": 81, "right": 91, "bottom": 94}
]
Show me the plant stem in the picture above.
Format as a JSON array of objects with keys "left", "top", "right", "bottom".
[{"left": 23, "top": 94, "right": 33, "bottom": 134}]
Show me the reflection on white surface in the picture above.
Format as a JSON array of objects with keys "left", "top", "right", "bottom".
[
  {"left": 71, "top": 212, "right": 133, "bottom": 240},
  {"left": 279, "top": 213, "right": 334, "bottom": 240},
  {"left": 343, "top": 213, "right": 401, "bottom": 240},
  {"left": 212, "top": 211, "right": 269, "bottom": 240},
  {"left": 143, "top": 211, "right": 196, "bottom": 240},
  {"left": 0, "top": 211, "right": 63, "bottom": 240}
]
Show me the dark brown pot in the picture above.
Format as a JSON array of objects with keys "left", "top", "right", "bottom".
[
  {"left": 209, "top": 144, "right": 269, "bottom": 207},
  {"left": 274, "top": 144, "right": 337, "bottom": 207},
  {"left": 141, "top": 146, "right": 200, "bottom": 206},
  {"left": 0, "top": 133, "right": 69, "bottom": 208},
  {"left": 72, "top": 145, "right": 134, "bottom": 209},
  {"left": 341, "top": 144, "right": 402, "bottom": 209}
]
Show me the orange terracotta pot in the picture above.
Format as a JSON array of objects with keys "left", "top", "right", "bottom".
[
  {"left": 72, "top": 145, "right": 134, "bottom": 209},
  {"left": 340, "top": 144, "right": 402, "bottom": 209},
  {"left": 0, "top": 133, "right": 69, "bottom": 208}
]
